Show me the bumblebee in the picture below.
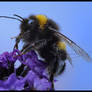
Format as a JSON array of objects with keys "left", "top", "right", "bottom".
[{"left": 0, "top": 14, "right": 92, "bottom": 83}]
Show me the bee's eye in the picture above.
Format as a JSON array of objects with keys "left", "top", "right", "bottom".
[{"left": 28, "top": 19, "right": 34, "bottom": 24}]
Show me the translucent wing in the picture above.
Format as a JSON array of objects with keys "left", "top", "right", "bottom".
[
  {"left": 67, "top": 52, "right": 73, "bottom": 65},
  {"left": 49, "top": 27, "right": 92, "bottom": 62}
]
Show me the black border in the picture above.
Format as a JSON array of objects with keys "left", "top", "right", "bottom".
[{"left": 0, "top": 0, "right": 92, "bottom": 2}]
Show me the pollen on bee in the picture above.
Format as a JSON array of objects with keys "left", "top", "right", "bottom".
[{"left": 57, "top": 42, "right": 66, "bottom": 51}]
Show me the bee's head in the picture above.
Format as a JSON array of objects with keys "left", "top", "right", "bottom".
[
  {"left": 0, "top": 14, "right": 59, "bottom": 32},
  {"left": 21, "top": 14, "right": 48, "bottom": 30},
  {"left": 19, "top": 14, "right": 47, "bottom": 33},
  {"left": 20, "top": 14, "right": 59, "bottom": 32}
]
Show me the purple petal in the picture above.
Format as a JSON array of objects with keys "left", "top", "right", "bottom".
[
  {"left": 34, "top": 77, "right": 52, "bottom": 90},
  {"left": 0, "top": 73, "right": 25, "bottom": 90},
  {"left": 0, "top": 49, "right": 53, "bottom": 91}
]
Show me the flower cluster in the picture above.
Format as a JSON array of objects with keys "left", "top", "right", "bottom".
[{"left": 0, "top": 49, "right": 52, "bottom": 91}]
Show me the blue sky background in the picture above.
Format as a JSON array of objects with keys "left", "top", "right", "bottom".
[{"left": 0, "top": 2, "right": 92, "bottom": 90}]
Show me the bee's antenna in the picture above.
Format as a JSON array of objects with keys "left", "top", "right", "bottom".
[
  {"left": 13, "top": 14, "right": 24, "bottom": 21},
  {"left": 0, "top": 16, "right": 22, "bottom": 22}
]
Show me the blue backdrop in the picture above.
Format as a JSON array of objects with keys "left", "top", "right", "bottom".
[{"left": 0, "top": 2, "right": 92, "bottom": 90}]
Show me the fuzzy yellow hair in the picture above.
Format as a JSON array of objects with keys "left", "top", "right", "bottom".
[
  {"left": 36, "top": 15, "right": 47, "bottom": 29},
  {"left": 57, "top": 42, "right": 66, "bottom": 51}
]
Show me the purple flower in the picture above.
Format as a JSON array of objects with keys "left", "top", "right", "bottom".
[
  {"left": 0, "top": 73, "right": 25, "bottom": 90},
  {"left": 34, "top": 77, "right": 52, "bottom": 90},
  {"left": 0, "top": 70, "right": 52, "bottom": 91},
  {"left": 0, "top": 49, "right": 20, "bottom": 69},
  {"left": 22, "top": 51, "right": 48, "bottom": 76},
  {"left": 0, "top": 49, "right": 53, "bottom": 91}
]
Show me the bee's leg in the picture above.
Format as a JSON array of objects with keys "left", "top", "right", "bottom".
[
  {"left": 14, "top": 42, "right": 18, "bottom": 50},
  {"left": 21, "top": 43, "right": 30, "bottom": 52},
  {"left": 50, "top": 73, "right": 54, "bottom": 89},
  {"left": 13, "top": 33, "right": 22, "bottom": 50},
  {"left": 21, "top": 44, "right": 34, "bottom": 54},
  {"left": 48, "top": 56, "right": 58, "bottom": 89},
  {"left": 21, "top": 39, "right": 47, "bottom": 54}
]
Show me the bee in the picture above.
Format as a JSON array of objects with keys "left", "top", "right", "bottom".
[{"left": 0, "top": 14, "right": 92, "bottom": 84}]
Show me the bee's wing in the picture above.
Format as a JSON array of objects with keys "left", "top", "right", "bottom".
[
  {"left": 49, "top": 27, "right": 92, "bottom": 62},
  {"left": 67, "top": 52, "right": 73, "bottom": 65}
]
